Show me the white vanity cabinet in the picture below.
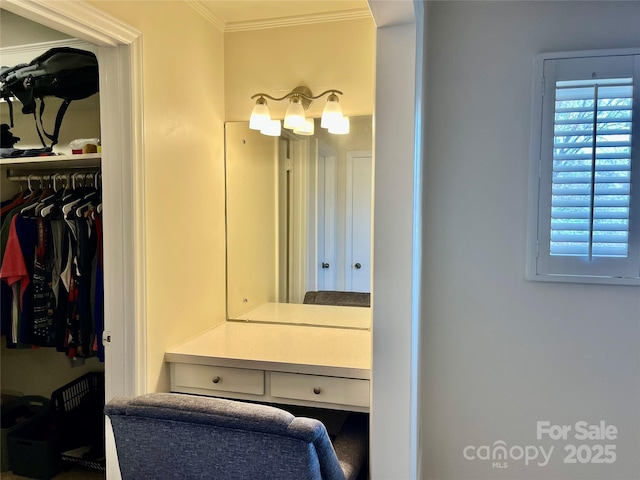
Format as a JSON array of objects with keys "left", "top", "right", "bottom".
[{"left": 165, "top": 321, "right": 371, "bottom": 412}]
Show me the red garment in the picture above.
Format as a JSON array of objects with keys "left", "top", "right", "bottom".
[
  {"left": 0, "top": 215, "right": 30, "bottom": 309},
  {"left": 0, "top": 190, "right": 35, "bottom": 218}
]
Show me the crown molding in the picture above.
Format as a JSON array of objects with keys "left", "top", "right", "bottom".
[
  {"left": 187, "top": 1, "right": 371, "bottom": 33},
  {"left": 184, "top": 0, "right": 225, "bottom": 32},
  {"left": 225, "top": 8, "right": 372, "bottom": 32}
]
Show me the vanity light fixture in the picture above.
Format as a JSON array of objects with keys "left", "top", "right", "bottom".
[
  {"left": 293, "top": 118, "right": 315, "bottom": 136},
  {"left": 260, "top": 119, "right": 282, "bottom": 137},
  {"left": 320, "top": 92, "right": 343, "bottom": 129},
  {"left": 283, "top": 96, "right": 306, "bottom": 130},
  {"left": 328, "top": 116, "right": 350, "bottom": 135},
  {"left": 249, "top": 86, "right": 345, "bottom": 136},
  {"left": 249, "top": 97, "right": 270, "bottom": 130}
]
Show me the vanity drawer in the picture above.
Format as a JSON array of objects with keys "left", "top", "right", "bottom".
[
  {"left": 172, "top": 363, "right": 264, "bottom": 395},
  {"left": 270, "top": 372, "right": 369, "bottom": 408}
]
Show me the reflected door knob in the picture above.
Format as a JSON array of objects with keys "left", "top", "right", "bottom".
[
  {"left": 354, "top": 263, "right": 362, "bottom": 269},
  {"left": 322, "top": 262, "right": 330, "bottom": 269}
]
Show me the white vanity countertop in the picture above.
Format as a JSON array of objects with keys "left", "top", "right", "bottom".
[
  {"left": 232, "top": 302, "right": 372, "bottom": 330},
  {"left": 165, "top": 321, "right": 372, "bottom": 379}
]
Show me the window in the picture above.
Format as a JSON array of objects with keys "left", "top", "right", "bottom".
[{"left": 528, "top": 49, "right": 640, "bottom": 285}]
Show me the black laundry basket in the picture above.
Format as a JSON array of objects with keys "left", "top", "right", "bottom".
[
  {"left": 50, "top": 372, "right": 106, "bottom": 472},
  {"left": 2, "top": 396, "right": 53, "bottom": 475}
]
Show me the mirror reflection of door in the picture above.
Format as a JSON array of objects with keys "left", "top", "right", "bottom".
[
  {"left": 346, "top": 152, "right": 373, "bottom": 293},
  {"left": 284, "top": 138, "right": 371, "bottom": 300},
  {"left": 317, "top": 144, "right": 338, "bottom": 291},
  {"left": 277, "top": 136, "right": 290, "bottom": 303}
]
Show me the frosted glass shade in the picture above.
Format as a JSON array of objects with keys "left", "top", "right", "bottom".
[
  {"left": 249, "top": 99, "right": 270, "bottom": 131},
  {"left": 293, "top": 118, "right": 315, "bottom": 136},
  {"left": 284, "top": 97, "right": 305, "bottom": 129},
  {"left": 321, "top": 93, "right": 343, "bottom": 129},
  {"left": 328, "top": 116, "right": 350, "bottom": 135},
  {"left": 260, "top": 119, "right": 281, "bottom": 136}
]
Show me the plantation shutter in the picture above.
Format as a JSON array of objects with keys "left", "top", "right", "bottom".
[
  {"left": 551, "top": 77, "right": 632, "bottom": 257},
  {"left": 532, "top": 52, "right": 640, "bottom": 283}
]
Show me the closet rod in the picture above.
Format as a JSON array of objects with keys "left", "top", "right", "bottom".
[
  {"left": 7, "top": 171, "right": 101, "bottom": 190},
  {"left": 7, "top": 170, "right": 102, "bottom": 182}
]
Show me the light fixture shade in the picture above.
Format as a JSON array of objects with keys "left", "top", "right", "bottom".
[
  {"left": 249, "top": 98, "right": 270, "bottom": 131},
  {"left": 321, "top": 93, "right": 343, "bottom": 129},
  {"left": 284, "top": 97, "right": 305, "bottom": 130},
  {"left": 328, "top": 116, "right": 350, "bottom": 135},
  {"left": 260, "top": 119, "right": 281, "bottom": 136},
  {"left": 293, "top": 118, "right": 315, "bottom": 136}
]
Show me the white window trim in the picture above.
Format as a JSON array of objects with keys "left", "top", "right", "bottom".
[{"left": 527, "top": 47, "right": 640, "bottom": 286}]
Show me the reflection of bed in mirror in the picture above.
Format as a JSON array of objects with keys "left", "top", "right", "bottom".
[{"left": 225, "top": 116, "right": 373, "bottom": 327}]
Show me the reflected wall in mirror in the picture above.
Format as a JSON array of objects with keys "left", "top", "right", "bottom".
[{"left": 226, "top": 116, "right": 373, "bottom": 319}]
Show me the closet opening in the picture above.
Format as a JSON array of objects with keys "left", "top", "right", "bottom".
[
  {"left": 1, "top": 9, "right": 114, "bottom": 479},
  {"left": 1, "top": 1, "right": 143, "bottom": 477}
]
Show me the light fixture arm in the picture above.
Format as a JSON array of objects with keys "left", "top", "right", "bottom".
[{"left": 251, "top": 88, "right": 343, "bottom": 103}]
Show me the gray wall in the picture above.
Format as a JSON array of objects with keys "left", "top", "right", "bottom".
[{"left": 421, "top": 2, "right": 640, "bottom": 479}]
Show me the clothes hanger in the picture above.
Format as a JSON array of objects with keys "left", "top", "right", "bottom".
[
  {"left": 62, "top": 173, "right": 98, "bottom": 217},
  {"left": 40, "top": 174, "right": 67, "bottom": 218},
  {"left": 73, "top": 171, "right": 102, "bottom": 217},
  {"left": 20, "top": 175, "right": 45, "bottom": 215}
]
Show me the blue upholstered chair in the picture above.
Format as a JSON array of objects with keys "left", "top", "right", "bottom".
[{"left": 105, "top": 393, "right": 368, "bottom": 480}]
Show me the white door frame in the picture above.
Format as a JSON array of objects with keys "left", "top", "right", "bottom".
[
  {"left": 0, "top": 1, "right": 147, "bottom": 477},
  {"left": 368, "top": 1, "right": 423, "bottom": 479}
]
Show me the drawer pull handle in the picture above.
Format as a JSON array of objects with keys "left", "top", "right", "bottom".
[
  {"left": 212, "top": 376, "right": 221, "bottom": 384},
  {"left": 313, "top": 387, "right": 322, "bottom": 395}
]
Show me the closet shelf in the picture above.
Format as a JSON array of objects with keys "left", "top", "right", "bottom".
[{"left": 1, "top": 153, "right": 101, "bottom": 171}]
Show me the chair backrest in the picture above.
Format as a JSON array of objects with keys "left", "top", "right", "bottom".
[
  {"left": 303, "top": 291, "right": 370, "bottom": 308},
  {"left": 105, "top": 393, "right": 348, "bottom": 480}
]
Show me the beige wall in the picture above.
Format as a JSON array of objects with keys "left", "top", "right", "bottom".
[
  {"left": 90, "top": 1, "right": 227, "bottom": 393},
  {"left": 224, "top": 18, "right": 375, "bottom": 122}
]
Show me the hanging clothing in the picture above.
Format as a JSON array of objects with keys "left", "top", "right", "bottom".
[
  {"left": 0, "top": 178, "right": 104, "bottom": 362},
  {"left": 32, "top": 218, "right": 56, "bottom": 347}
]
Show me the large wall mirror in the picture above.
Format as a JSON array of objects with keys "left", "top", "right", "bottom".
[{"left": 226, "top": 115, "right": 372, "bottom": 327}]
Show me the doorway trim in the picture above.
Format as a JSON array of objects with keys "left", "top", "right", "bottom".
[{"left": 368, "top": 0, "right": 423, "bottom": 478}]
